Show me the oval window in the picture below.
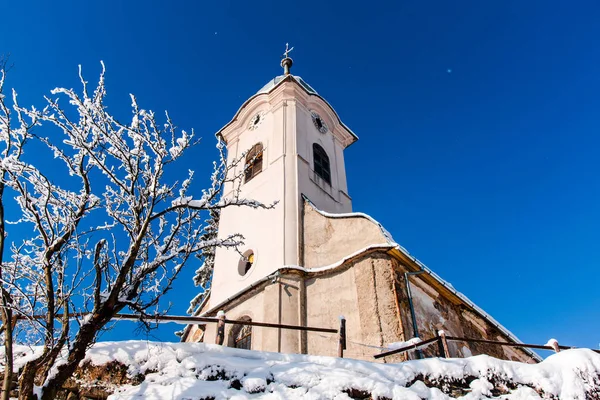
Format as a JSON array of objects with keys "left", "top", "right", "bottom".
[{"left": 238, "top": 250, "right": 255, "bottom": 276}]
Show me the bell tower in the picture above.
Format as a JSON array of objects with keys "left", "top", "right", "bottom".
[{"left": 210, "top": 48, "right": 358, "bottom": 306}]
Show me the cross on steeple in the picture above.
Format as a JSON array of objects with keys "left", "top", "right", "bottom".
[
  {"left": 280, "top": 43, "right": 294, "bottom": 75},
  {"left": 283, "top": 43, "right": 294, "bottom": 59}
]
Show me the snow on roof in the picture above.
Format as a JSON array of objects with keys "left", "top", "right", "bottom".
[
  {"left": 7, "top": 341, "right": 600, "bottom": 399},
  {"left": 257, "top": 75, "right": 318, "bottom": 95}
]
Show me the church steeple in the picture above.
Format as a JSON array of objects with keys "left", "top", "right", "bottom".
[
  {"left": 281, "top": 43, "right": 294, "bottom": 75},
  {"left": 209, "top": 52, "right": 358, "bottom": 306}
]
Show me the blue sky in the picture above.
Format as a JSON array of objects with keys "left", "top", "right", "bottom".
[{"left": 1, "top": 1, "right": 599, "bottom": 353}]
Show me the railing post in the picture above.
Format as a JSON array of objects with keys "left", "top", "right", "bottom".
[
  {"left": 216, "top": 310, "right": 226, "bottom": 345},
  {"left": 436, "top": 331, "right": 445, "bottom": 358},
  {"left": 437, "top": 330, "right": 451, "bottom": 358},
  {"left": 338, "top": 316, "right": 346, "bottom": 358},
  {"left": 547, "top": 338, "right": 560, "bottom": 353}
]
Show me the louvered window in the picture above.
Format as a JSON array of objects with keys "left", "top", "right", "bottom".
[
  {"left": 313, "top": 144, "right": 331, "bottom": 185},
  {"left": 244, "top": 143, "right": 263, "bottom": 183}
]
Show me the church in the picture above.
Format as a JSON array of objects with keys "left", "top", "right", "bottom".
[{"left": 180, "top": 52, "right": 540, "bottom": 364}]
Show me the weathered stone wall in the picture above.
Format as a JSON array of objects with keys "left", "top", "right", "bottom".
[
  {"left": 305, "top": 253, "right": 405, "bottom": 361},
  {"left": 393, "top": 263, "right": 537, "bottom": 363},
  {"left": 302, "top": 201, "right": 389, "bottom": 268}
]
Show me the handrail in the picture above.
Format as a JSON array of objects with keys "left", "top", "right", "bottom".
[
  {"left": 373, "top": 336, "right": 439, "bottom": 359},
  {"left": 374, "top": 335, "right": 600, "bottom": 359},
  {"left": 117, "top": 313, "right": 338, "bottom": 334},
  {"left": 445, "top": 336, "right": 600, "bottom": 354},
  {"left": 15, "top": 312, "right": 339, "bottom": 334}
]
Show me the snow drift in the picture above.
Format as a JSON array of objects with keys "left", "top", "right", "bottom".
[{"left": 5, "top": 341, "right": 600, "bottom": 399}]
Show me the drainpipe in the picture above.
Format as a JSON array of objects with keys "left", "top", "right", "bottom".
[{"left": 405, "top": 269, "right": 425, "bottom": 359}]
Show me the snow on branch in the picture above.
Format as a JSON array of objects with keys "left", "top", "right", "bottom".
[{"left": 0, "top": 62, "right": 277, "bottom": 399}]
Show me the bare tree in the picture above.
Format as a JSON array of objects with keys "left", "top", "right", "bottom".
[
  {"left": 0, "top": 54, "right": 39, "bottom": 400},
  {"left": 0, "top": 62, "right": 274, "bottom": 400}
]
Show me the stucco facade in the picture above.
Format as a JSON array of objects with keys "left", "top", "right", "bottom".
[{"left": 183, "top": 65, "right": 539, "bottom": 364}]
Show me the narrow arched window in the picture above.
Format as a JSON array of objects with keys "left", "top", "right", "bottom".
[
  {"left": 229, "top": 316, "right": 252, "bottom": 350},
  {"left": 244, "top": 143, "right": 263, "bottom": 183},
  {"left": 313, "top": 143, "right": 331, "bottom": 185}
]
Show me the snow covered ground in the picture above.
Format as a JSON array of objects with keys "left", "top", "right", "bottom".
[{"left": 7, "top": 341, "right": 600, "bottom": 399}]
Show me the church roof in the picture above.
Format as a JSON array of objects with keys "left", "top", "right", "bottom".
[{"left": 257, "top": 75, "right": 318, "bottom": 95}]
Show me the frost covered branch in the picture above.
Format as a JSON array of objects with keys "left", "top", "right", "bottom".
[{"left": 0, "top": 62, "right": 275, "bottom": 400}]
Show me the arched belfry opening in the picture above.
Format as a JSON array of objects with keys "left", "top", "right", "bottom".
[
  {"left": 244, "top": 143, "right": 263, "bottom": 183},
  {"left": 313, "top": 143, "right": 331, "bottom": 185}
]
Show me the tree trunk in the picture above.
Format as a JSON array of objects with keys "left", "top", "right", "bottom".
[
  {"left": 18, "top": 358, "right": 41, "bottom": 400},
  {"left": 0, "top": 178, "right": 14, "bottom": 400},
  {"left": 17, "top": 335, "right": 67, "bottom": 400},
  {"left": 17, "top": 329, "right": 70, "bottom": 400},
  {"left": 1, "top": 311, "right": 13, "bottom": 400},
  {"left": 39, "top": 308, "right": 115, "bottom": 400}
]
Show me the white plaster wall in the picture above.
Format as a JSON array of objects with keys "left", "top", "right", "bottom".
[
  {"left": 211, "top": 100, "right": 286, "bottom": 306},
  {"left": 295, "top": 101, "right": 352, "bottom": 214}
]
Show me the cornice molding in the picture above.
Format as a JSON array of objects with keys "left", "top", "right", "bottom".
[{"left": 218, "top": 78, "right": 358, "bottom": 148}]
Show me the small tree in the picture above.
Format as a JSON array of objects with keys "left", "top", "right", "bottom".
[
  {"left": 0, "top": 62, "right": 274, "bottom": 400},
  {"left": 187, "top": 207, "right": 220, "bottom": 315}
]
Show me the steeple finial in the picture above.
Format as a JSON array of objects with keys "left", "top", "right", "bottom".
[{"left": 281, "top": 43, "right": 294, "bottom": 75}]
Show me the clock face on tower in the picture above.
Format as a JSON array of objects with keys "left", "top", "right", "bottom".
[
  {"left": 248, "top": 111, "right": 265, "bottom": 131},
  {"left": 310, "top": 111, "right": 328, "bottom": 134}
]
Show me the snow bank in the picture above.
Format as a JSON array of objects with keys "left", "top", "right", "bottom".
[{"left": 5, "top": 341, "right": 600, "bottom": 399}]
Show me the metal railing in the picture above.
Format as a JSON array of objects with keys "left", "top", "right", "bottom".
[
  {"left": 15, "top": 312, "right": 349, "bottom": 358},
  {"left": 374, "top": 330, "right": 600, "bottom": 360}
]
